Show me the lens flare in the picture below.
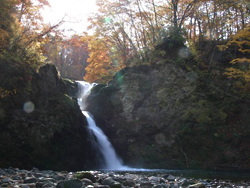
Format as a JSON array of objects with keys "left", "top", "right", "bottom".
[
  {"left": 105, "top": 17, "right": 111, "bottom": 23},
  {"left": 23, "top": 101, "right": 35, "bottom": 113}
]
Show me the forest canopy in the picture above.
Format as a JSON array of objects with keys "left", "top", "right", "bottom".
[{"left": 0, "top": 0, "right": 249, "bottom": 90}]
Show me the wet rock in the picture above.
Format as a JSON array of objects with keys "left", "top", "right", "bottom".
[
  {"left": 0, "top": 168, "right": 250, "bottom": 188},
  {"left": 154, "top": 183, "right": 169, "bottom": 188},
  {"left": 41, "top": 170, "right": 54, "bottom": 175},
  {"left": 165, "top": 175, "right": 175, "bottom": 181},
  {"left": 12, "top": 175, "right": 22, "bottom": 180},
  {"left": 20, "top": 183, "right": 36, "bottom": 188},
  {"left": 94, "top": 185, "right": 110, "bottom": 188},
  {"left": 36, "top": 179, "right": 55, "bottom": 188},
  {"left": 0, "top": 183, "right": 9, "bottom": 187},
  {"left": 23, "top": 177, "right": 37, "bottom": 183},
  {"left": 36, "top": 182, "right": 46, "bottom": 188},
  {"left": 76, "top": 172, "right": 96, "bottom": 183},
  {"left": 159, "top": 178, "right": 166, "bottom": 183},
  {"left": 102, "top": 177, "right": 121, "bottom": 188},
  {"left": 31, "top": 172, "right": 43, "bottom": 178},
  {"left": 42, "top": 182, "right": 55, "bottom": 188},
  {"left": 18, "top": 173, "right": 27, "bottom": 179},
  {"left": 140, "top": 182, "right": 154, "bottom": 188},
  {"left": 82, "top": 178, "right": 94, "bottom": 185},
  {"left": 148, "top": 176, "right": 160, "bottom": 183},
  {"left": 56, "top": 179, "right": 83, "bottom": 188},
  {"left": 123, "top": 179, "right": 136, "bottom": 187},
  {"left": 110, "top": 183, "right": 121, "bottom": 188},
  {"left": 87, "top": 185, "right": 95, "bottom": 188},
  {"left": 1, "top": 177, "right": 12, "bottom": 184},
  {"left": 102, "top": 177, "right": 115, "bottom": 186},
  {"left": 21, "top": 185, "right": 30, "bottom": 188},
  {"left": 53, "top": 175, "right": 66, "bottom": 181},
  {"left": 112, "top": 176, "right": 124, "bottom": 183},
  {"left": 31, "top": 167, "right": 40, "bottom": 173},
  {"left": 187, "top": 183, "right": 206, "bottom": 188}
]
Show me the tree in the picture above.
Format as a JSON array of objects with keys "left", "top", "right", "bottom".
[
  {"left": 0, "top": 0, "right": 16, "bottom": 54},
  {"left": 222, "top": 27, "right": 250, "bottom": 82},
  {"left": 0, "top": 0, "right": 62, "bottom": 98},
  {"left": 84, "top": 35, "right": 124, "bottom": 83},
  {"left": 43, "top": 34, "right": 89, "bottom": 80}
]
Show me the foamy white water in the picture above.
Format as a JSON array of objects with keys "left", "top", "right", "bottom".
[
  {"left": 77, "top": 81, "right": 96, "bottom": 110},
  {"left": 77, "top": 81, "right": 127, "bottom": 170},
  {"left": 82, "top": 111, "right": 125, "bottom": 170}
]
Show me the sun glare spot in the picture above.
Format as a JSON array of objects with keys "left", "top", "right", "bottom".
[
  {"left": 23, "top": 101, "right": 35, "bottom": 113},
  {"left": 41, "top": 0, "right": 98, "bottom": 35}
]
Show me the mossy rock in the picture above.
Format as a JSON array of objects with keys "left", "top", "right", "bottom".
[{"left": 75, "top": 172, "right": 96, "bottom": 183}]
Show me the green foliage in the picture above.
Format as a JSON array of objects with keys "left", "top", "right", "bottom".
[
  {"left": 156, "top": 27, "right": 186, "bottom": 51},
  {"left": 182, "top": 98, "right": 227, "bottom": 126},
  {"left": 187, "top": 40, "right": 201, "bottom": 62},
  {"left": 75, "top": 172, "right": 95, "bottom": 182},
  {"left": 168, "top": 27, "right": 186, "bottom": 47},
  {"left": 0, "top": 41, "right": 45, "bottom": 96}
]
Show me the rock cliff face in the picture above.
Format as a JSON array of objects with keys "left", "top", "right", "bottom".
[
  {"left": 0, "top": 64, "right": 95, "bottom": 171},
  {"left": 86, "top": 61, "right": 199, "bottom": 168},
  {"left": 86, "top": 61, "right": 250, "bottom": 170}
]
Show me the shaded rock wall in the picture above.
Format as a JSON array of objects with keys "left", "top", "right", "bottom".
[
  {"left": 85, "top": 61, "right": 198, "bottom": 169},
  {"left": 86, "top": 61, "right": 250, "bottom": 170},
  {"left": 0, "top": 64, "right": 95, "bottom": 171}
]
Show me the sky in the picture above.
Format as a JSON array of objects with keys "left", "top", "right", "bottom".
[{"left": 42, "top": 0, "right": 98, "bottom": 35}]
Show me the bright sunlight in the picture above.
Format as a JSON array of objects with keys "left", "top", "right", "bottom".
[{"left": 42, "top": 0, "right": 98, "bottom": 35}]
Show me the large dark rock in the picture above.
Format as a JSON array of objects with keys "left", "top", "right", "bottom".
[
  {"left": 85, "top": 61, "right": 198, "bottom": 168},
  {"left": 85, "top": 60, "right": 250, "bottom": 170},
  {"left": 0, "top": 64, "right": 95, "bottom": 171}
]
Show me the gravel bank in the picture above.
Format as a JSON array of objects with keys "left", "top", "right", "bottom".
[{"left": 0, "top": 167, "right": 250, "bottom": 188}]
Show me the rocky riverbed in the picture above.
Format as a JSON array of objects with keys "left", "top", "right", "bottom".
[{"left": 0, "top": 167, "right": 250, "bottom": 188}]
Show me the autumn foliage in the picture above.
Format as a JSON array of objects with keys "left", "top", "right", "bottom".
[
  {"left": 82, "top": 0, "right": 249, "bottom": 83},
  {"left": 0, "top": 0, "right": 249, "bottom": 86},
  {"left": 222, "top": 27, "right": 250, "bottom": 81},
  {"left": 83, "top": 35, "right": 125, "bottom": 83},
  {"left": 0, "top": 0, "right": 61, "bottom": 98}
]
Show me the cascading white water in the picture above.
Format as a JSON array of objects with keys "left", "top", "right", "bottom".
[
  {"left": 82, "top": 111, "right": 124, "bottom": 170},
  {"left": 77, "top": 81, "right": 125, "bottom": 170},
  {"left": 77, "top": 81, "right": 97, "bottom": 111}
]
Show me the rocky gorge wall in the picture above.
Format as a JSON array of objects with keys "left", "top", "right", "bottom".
[
  {"left": 0, "top": 64, "right": 96, "bottom": 171},
  {"left": 85, "top": 60, "right": 250, "bottom": 170}
]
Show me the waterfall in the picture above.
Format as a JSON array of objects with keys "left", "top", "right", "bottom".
[
  {"left": 82, "top": 111, "right": 124, "bottom": 170},
  {"left": 77, "top": 81, "right": 96, "bottom": 110},
  {"left": 77, "top": 81, "right": 125, "bottom": 170}
]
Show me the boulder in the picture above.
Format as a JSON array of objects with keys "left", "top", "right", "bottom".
[
  {"left": 86, "top": 62, "right": 197, "bottom": 168},
  {"left": 76, "top": 172, "right": 96, "bottom": 183},
  {"left": 102, "top": 177, "right": 121, "bottom": 188},
  {"left": 0, "top": 64, "right": 96, "bottom": 170},
  {"left": 187, "top": 183, "right": 206, "bottom": 188},
  {"left": 85, "top": 59, "right": 250, "bottom": 170},
  {"left": 56, "top": 179, "right": 83, "bottom": 188}
]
